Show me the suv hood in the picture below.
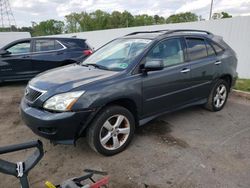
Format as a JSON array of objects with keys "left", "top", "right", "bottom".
[{"left": 29, "top": 64, "right": 119, "bottom": 92}]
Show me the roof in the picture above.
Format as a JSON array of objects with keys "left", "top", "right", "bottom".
[
  {"left": 1, "top": 36, "right": 87, "bottom": 49},
  {"left": 11, "top": 37, "right": 86, "bottom": 42}
]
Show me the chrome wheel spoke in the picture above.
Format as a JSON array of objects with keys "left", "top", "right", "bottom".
[
  {"left": 114, "top": 115, "right": 124, "bottom": 128},
  {"left": 216, "top": 99, "right": 220, "bottom": 107},
  {"left": 112, "top": 136, "right": 120, "bottom": 149},
  {"left": 219, "top": 86, "right": 225, "bottom": 94},
  {"left": 101, "top": 132, "right": 112, "bottom": 145},
  {"left": 220, "top": 94, "right": 226, "bottom": 100},
  {"left": 103, "top": 121, "right": 113, "bottom": 131},
  {"left": 214, "top": 94, "right": 219, "bottom": 101},
  {"left": 118, "top": 127, "right": 130, "bottom": 134}
]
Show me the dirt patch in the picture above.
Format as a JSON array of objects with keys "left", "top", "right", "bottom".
[{"left": 136, "top": 119, "right": 189, "bottom": 148}]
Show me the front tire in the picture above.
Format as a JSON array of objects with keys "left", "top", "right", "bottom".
[
  {"left": 204, "top": 79, "right": 229, "bottom": 111},
  {"left": 87, "top": 105, "right": 135, "bottom": 156}
]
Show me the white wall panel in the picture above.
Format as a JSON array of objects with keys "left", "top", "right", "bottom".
[{"left": 0, "top": 32, "right": 31, "bottom": 48}]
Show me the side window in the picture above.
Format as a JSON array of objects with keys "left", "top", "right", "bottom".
[
  {"left": 6, "top": 41, "right": 31, "bottom": 55},
  {"left": 63, "top": 39, "right": 88, "bottom": 49},
  {"left": 211, "top": 42, "right": 223, "bottom": 54},
  {"left": 186, "top": 38, "right": 207, "bottom": 61},
  {"left": 206, "top": 41, "right": 216, "bottom": 56},
  {"left": 34, "top": 40, "right": 63, "bottom": 52},
  {"left": 146, "top": 38, "right": 184, "bottom": 67}
]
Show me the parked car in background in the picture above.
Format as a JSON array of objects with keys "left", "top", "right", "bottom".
[
  {"left": 21, "top": 29, "right": 237, "bottom": 156},
  {"left": 0, "top": 37, "right": 92, "bottom": 82}
]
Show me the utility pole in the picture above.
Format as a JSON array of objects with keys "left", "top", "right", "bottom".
[
  {"left": 209, "top": 0, "right": 214, "bottom": 20},
  {"left": 0, "top": 0, "right": 16, "bottom": 30}
]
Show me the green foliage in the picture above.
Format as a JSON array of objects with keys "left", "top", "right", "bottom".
[
  {"left": 64, "top": 10, "right": 158, "bottom": 32},
  {"left": 221, "top": 12, "right": 232, "bottom": 18},
  {"left": 212, "top": 12, "right": 232, "bottom": 20},
  {"left": 1, "top": 10, "right": 202, "bottom": 36},
  {"left": 234, "top": 79, "right": 250, "bottom": 92},
  {"left": 33, "top": 19, "right": 64, "bottom": 36},
  {"left": 166, "top": 12, "right": 198, "bottom": 23}
]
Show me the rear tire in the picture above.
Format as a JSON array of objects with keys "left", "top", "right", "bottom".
[
  {"left": 204, "top": 79, "right": 229, "bottom": 112},
  {"left": 87, "top": 105, "right": 135, "bottom": 156}
]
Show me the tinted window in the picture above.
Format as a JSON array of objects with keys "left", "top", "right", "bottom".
[
  {"left": 206, "top": 41, "right": 216, "bottom": 56},
  {"left": 34, "top": 40, "right": 63, "bottom": 52},
  {"left": 7, "top": 41, "right": 31, "bottom": 54},
  {"left": 146, "top": 38, "right": 184, "bottom": 67},
  {"left": 63, "top": 39, "right": 88, "bottom": 49},
  {"left": 211, "top": 42, "right": 223, "bottom": 54},
  {"left": 186, "top": 38, "right": 207, "bottom": 61}
]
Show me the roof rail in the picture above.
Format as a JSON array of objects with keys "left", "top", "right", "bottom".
[
  {"left": 125, "top": 29, "right": 170, "bottom": 36},
  {"left": 164, "top": 29, "right": 213, "bottom": 35}
]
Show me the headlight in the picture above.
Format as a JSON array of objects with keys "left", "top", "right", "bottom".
[{"left": 43, "top": 91, "right": 85, "bottom": 112}]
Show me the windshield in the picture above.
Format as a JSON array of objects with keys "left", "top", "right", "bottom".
[{"left": 82, "top": 38, "right": 152, "bottom": 71}]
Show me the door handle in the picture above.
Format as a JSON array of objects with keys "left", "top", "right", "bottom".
[
  {"left": 214, "top": 61, "right": 221, "bottom": 65},
  {"left": 180, "top": 68, "right": 190, "bottom": 73}
]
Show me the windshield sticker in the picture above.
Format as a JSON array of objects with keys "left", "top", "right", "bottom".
[{"left": 119, "top": 63, "right": 128, "bottom": 69}]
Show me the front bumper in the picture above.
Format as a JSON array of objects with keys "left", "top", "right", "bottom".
[{"left": 20, "top": 99, "right": 93, "bottom": 144}]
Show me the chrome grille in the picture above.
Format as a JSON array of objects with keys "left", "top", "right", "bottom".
[{"left": 25, "top": 86, "right": 45, "bottom": 102}]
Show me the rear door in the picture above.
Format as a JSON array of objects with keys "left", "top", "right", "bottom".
[
  {"left": 185, "top": 37, "right": 217, "bottom": 100},
  {"left": 0, "top": 40, "right": 33, "bottom": 80},
  {"left": 31, "top": 39, "right": 67, "bottom": 73},
  {"left": 142, "top": 37, "right": 193, "bottom": 116}
]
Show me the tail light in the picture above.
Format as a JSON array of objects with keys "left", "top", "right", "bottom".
[{"left": 83, "top": 49, "right": 93, "bottom": 56}]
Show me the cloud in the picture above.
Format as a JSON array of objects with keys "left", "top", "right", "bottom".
[
  {"left": 176, "top": 0, "right": 211, "bottom": 13},
  {"left": 9, "top": 0, "right": 250, "bottom": 27}
]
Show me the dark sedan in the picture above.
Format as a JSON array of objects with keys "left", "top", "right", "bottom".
[{"left": 0, "top": 37, "right": 92, "bottom": 82}]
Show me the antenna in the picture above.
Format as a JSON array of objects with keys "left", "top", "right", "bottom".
[{"left": 0, "top": 0, "right": 16, "bottom": 31}]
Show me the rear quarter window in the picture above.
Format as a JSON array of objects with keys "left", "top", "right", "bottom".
[
  {"left": 62, "top": 39, "right": 89, "bottom": 49},
  {"left": 211, "top": 42, "right": 224, "bottom": 54},
  {"left": 206, "top": 41, "right": 216, "bottom": 56}
]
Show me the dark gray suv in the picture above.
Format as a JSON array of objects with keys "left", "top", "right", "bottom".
[{"left": 21, "top": 30, "right": 238, "bottom": 155}]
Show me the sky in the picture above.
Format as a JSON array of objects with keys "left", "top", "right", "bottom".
[{"left": 9, "top": 0, "right": 250, "bottom": 27}]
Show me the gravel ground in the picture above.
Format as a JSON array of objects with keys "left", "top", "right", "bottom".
[{"left": 0, "top": 82, "right": 250, "bottom": 188}]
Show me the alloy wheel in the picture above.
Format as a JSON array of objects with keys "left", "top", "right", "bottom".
[
  {"left": 214, "top": 84, "right": 227, "bottom": 108},
  {"left": 99, "top": 115, "right": 130, "bottom": 150}
]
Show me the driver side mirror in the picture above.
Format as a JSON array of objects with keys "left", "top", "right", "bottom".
[
  {"left": 143, "top": 60, "right": 164, "bottom": 72},
  {"left": 0, "top": 49, "right": 11, "bottom": 56}
]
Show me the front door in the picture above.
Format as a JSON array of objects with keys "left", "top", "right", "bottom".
[
  {"left": 0, "top": 40, "right": 33, "bottom": 80},
  {"left": 142, "top": 37, "right": 193, "bottom": 117}
]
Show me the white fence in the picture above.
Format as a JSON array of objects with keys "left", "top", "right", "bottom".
[
  {"left": 0, "top": 32, "right": 31, "bottom": 48},
  {"left": 54, "top": 16, "right": 250, "bottom": 78}
]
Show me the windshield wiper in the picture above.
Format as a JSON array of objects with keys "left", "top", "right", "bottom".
[{"left": 83, "top": 63, "right": 109, "bottom": 70}]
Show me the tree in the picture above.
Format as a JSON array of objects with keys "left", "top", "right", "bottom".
[
  {"left": 33, "top": 19, "right": 64, "bottom": 36},
  {"left": 166, "top": 12, "right": 198, "bottom": 23},
  {"left": 121, "top": 11, "right": 134, "bottom": 27},
  {"left": 65, "top": 13, "right": 81, "bottom": 33},
  {"left": 221, "top": 12, "right": 232, "bottom": 18},
  {"left": 89, "top": 10, "right": 110, "bottom": 30},
  {"left": 154, "top": 15, "right": 165, "bottom": 24},
  {"left": 212, "top": 12, "right": 232, "bottom": 20},
  {"left": 110, "top": 11, "right": 123, "bottom": 28},
  {"left": 134, "top": 14, "right": 154, "bottom": 26}
]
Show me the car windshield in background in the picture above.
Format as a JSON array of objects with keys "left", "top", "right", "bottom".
[{"left": 82, "top": 38, "right": 152, "bottom": 71}]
